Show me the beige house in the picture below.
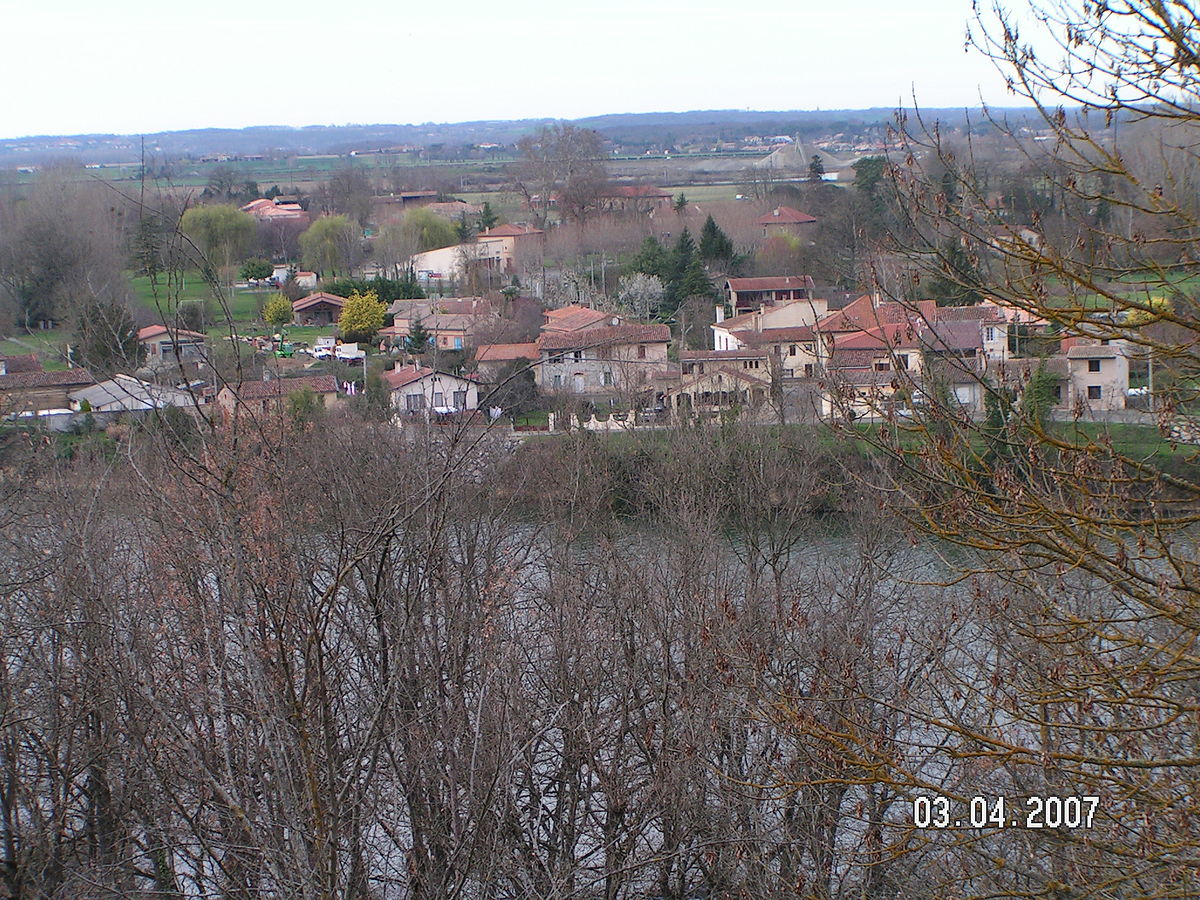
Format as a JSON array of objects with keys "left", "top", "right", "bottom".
[
  {"left": 408, "top": 225, "right": 545, "bottom": 281},
  {"left": 724, "top": 275, "right": 817, "bottom": 315},
  {"left": 712, "top": 298, "right": 828, "bottom": 351},
  {"left": 537, "top": 324, "right": 671, "bottom": 400},
  {"left": 138, "top": 325, "right": 207, "bottom": 367},
  {"left": 1066, "top": 341, "right": 1129, "bottom": 411},
  {"left": 383, "top": 363, "right": 480, "bottom": 415},
  {"left": 216, "top": 375, "right": 341, "bottom": 420},
  {"left": 665, "top": 367, "right": 771, "bottom": 418},
  {"left": 386, "top": 297, "right": 494, "bottom": 351}
]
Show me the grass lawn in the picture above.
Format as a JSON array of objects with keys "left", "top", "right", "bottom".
[
  {"left": 660, "top": 184, "right": 744, "bottom": 203},
  {"left": 0, "top": 331, "right": 72, "bottom": 370},
  {"left": 129, "top": 271, "right": 282, "bottom": 324}
]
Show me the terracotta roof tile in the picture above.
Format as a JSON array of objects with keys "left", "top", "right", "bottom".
[
  {"left": 757, "top": 206, "right": 817, "bottom": 225},
  {"left": 227, "top": 375, "right": 338, "bottom": 400},
  {"left": 537, "top": 324, "right": 671, "bottom": 352}
]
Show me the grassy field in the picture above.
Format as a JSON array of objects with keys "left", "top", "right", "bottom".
[{"left": 0, "top": 331, "right": 71, "bottom": 369}]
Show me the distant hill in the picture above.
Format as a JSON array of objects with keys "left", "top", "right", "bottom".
[{"left": 0, "top": 108, "right": 1044, "bottom": 168}]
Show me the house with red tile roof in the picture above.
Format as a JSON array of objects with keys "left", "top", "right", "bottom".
[
  {"left": 664, "top": 366, "right": 771, "bottom": 419},
  {"left": 724, "top": 275, "right": 818, "bottom": 315},
  {"left": 758, "top": 206, "right": 817, "bottom": 237},
  {"left": 542, "top": 305, "right": 621, "bottom": 333},
  {"left": 0, "top": 367, "right": 96, "bottom": 413},
  {"left": 383, "top": 363, "right": 480, "bottom": 415},
  {"left": 712, "top": 297, "right": 828, "bottom": 352},
  {"left": 384, "top": 297, "right": 495, "bottom": 351},
  {"left": 292, "top": 292, "right": 347, "bottom": 327},
  {"left": 215, "top": 375, "right": 340, "bottom": 419},
  {"left": 137, "top": 325, "right": 208, "bottom": 367},
  {"left": 536, "top": 324, "right": 671, "bottom": 399}
]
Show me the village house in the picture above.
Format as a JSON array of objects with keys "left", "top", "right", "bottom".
[
  {"left": 292, "top": 292, "right": 347, "bottom": 327},
  {"left": 0, "top": 358, "right": 95, "bottom": 414},
  {"left": 757, "top": 205, "right": 817, "bottom": 238},
  {"left": 241, "top": 198, "right": 309, "bottom": 224},
  {"left": 664, "top": 366, "right": 771, "bottom": 418},
  {"left": 216, "top": 375, "right": 341, "bottom": 419},
  {"left": 408, "top": 224, "right": 544, "bottom": 281},
  {"left": 724, "top": 275, "right": 818, "bottom": 316},
  {"left": 542, "top": 304, "right": 622, "bottom": 334},
  {"left": 138, "top": 325, "right": 207, "bottom": 367},
  {"left": 1064, "top": 340, "right": 1130, "bottom": 411},
  {"left": 70, "top": 375, "right": 203, "bottom": 414},
  {"left": 680, "top": 348, "right": 771, "bottom": 378},
  {"left": 385, "top": 297, "right": 494, "bottom": 351},
  {"left": 537, "top": 324, "right": 671, "bottom": 400},
  {"left": 595, "top": 185, "right": 673, "bottom": 216},
  {"left": 270, "top": 264, "right": 318, "bottom": 290},
  {"left": 383, "top": 363, "right": 480, "bottom": 415},
  {"left": 725, "top": 326, "right": 825, "bottom": 378},
  {"left": 712, "top": 297, "right": 828, "bottom": 352}
]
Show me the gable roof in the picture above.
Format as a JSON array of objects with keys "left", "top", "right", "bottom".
[
  {"left": 725, "top": 275, "right": 816, "bottom": 293},
  {"left": 388, "top": 297, "right": 490, "bottom": 318},
  {"left": 137, "top": 325, "right": 208, "bottom": 342},
  {"left": 0, "top": 368, "right": 95, "bottom": 391},
  {"left": 70, "top": 375, "right": 195, "bottom": 410},
  {"left": 542, "top": 305, "right": 615, "bottom": 332},
  {"left": 382, "top": 364, "right": 479, "bottom": 391},
  {"left": 225, "top": 375, "right": 338, "bottom": 400},
  {"left": 670, "top": 366, "right": 771, "bottom": 393},
  {"left": 475, "top": 342, "right": 539, "bottom": 362},
  {"left": 920, "top": 320, "right": 984, "bottom": 353},
  {"left": 293, "top": 291, "right": 347, "bottom": 311},
  {"left": 817, "top": 297, "right": 938, "bottom": 333},
  {"left": 758, "top": 206, "right": 817, "bottom": 225},
  {"left": 537, "top": 323, "right": 671, "bottom": 352}
]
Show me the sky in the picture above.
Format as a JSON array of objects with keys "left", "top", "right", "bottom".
[{"left": 3, "top": 0, "right": 1025, "bottom": 140}]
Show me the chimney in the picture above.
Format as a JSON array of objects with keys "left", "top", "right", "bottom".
[{"left": 0, "top": 360, "right": 6, "bottom": 376}]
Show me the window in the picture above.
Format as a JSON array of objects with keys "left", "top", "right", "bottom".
[
  {"left": 433, "top": 392, "right": 444, "bottom": 407},
  {"left": 897, "top": 354, "right": 909, "bottom": 370},
  {"left": 1053, "top": 385, "right": 1062, "bottom": 401},
  {"left": 804, "top": 363, "right": 814, "bottom": 377},
  {"left": 572, "top": 350, "right": 582, "bottom": 361},
  {"left": 1088, "top": 359, "right": 1101, "bottom": 372},
  {"left": 603, "top": 370, "right": 613, "bottom": 386},
  {"left": 789, "top": 344, "right": 797, "bottom": 356},
  {"left": 405, "top": 393, "right": 425, "bottom": 411},
  {"left": 1088, "top": 385, "right": 1102, "bottom": 400},
  {"left": 985, "top": 327, "right": 995, "bottom": 342},
  {"left": 553, "top": 374, "right": 562, "bottom": 388},
  {"left": 452, "top": 390, "right": 467, "bottom": 408},
  {"left": 875, "top": 361, "right": 891, "bottom": 372},
  {"left": 453, "top": 337, "right": 463, "bottom": 349},
  {"left": 637, "top": 344, "right": 646, "bottom": 359}
]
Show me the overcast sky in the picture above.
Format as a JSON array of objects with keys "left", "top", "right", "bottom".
[{"left": 5, "top": 0, "right": 1024, "bottom": 139}]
